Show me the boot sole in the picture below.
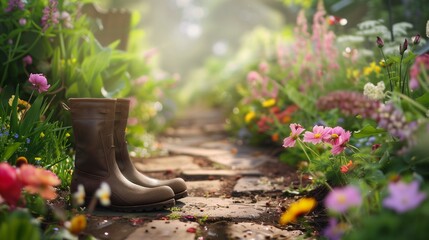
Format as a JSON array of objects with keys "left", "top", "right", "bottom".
[
  {"left": 104, "top": 198, "right": 175, "bottom": 212},
  {"left": 174, "top": 190, "right": 188, "bottom": 200}
]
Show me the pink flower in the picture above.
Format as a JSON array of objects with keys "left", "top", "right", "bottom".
[
  {"left": 18, "top": 164, "right": 61, "bottom": 200},
  {"left": 22, "top": 55, "right": 32, "bottom": 66},
  {"left": 325, "top": 185, "right": 362, "bottom": 213},
  {"left": 383, "top": 180, "right": 426, "bottom": 213},
  {"left": 282, "top": 123, "right": 305, "bottom": 148},
  {"left": 19, "top": 18, "right": 27, "bottom": 25},
  {"left": 28, "top": 73, "right": 50, "bottom": 93},
  {"left": 41, "top": 0, "right": 59, "bottom": 31},
  {"left": 0, "top": 163, "right": 22, "bottom": 207},
  {"left": 331, "top": 130, "right": 351, "bottom": 155},
  {"left": 324, "top": 126, "right": 346, "bottom": 145},
  {"left": 247, "top": 71, "right": 262, "bottom": 83},
  {"left": 303, "top": 125, "right": 330, "bottom": 144}
]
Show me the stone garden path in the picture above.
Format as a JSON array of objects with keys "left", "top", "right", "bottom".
[{"left": 85, "top": 106, "right": 308, "bottom": 240}]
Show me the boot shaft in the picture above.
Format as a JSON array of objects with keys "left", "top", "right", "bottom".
[{"left": 69, "top": 98, "right": 116, "bottom": 177}]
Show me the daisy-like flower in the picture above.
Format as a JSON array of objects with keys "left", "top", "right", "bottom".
[
  {"left": 325, "top": 185, "right": 362, "bottom": 213},
  {"left": 28, "top": 73, "right": 50, "bottom": 93},
  {"left": 331, "top": 130, "right": 351, "bottom": 155},
  {"left": 279, "top": 197, "right": 317, "bottom": 225},
  {"left": 283, "top": 123, "right": 305, "bottom": 148},
  {"left": 96, "top": 182, "right": 111, "bottom": 206},
  {"left": 64, "top": 214, "right": 87, "bottom": 236},
  {"left": 303, "top": 125, "right": 329, "bottom": 144},
  {"left": 383, "top": 180, "right": 426, "bottom": 213},
  {"left": 73, "top": 184, "right": 85, "bottom": 206},
  {"left": 324, "top": 126, "right": 347, "bottom": 145}
]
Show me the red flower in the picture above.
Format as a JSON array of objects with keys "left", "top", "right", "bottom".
[
  {"left": 340, "top": 160, "right": 353, "bottom": 173},
  {"left": 0, "top": 163, "right": 22, "bottom": 207}
]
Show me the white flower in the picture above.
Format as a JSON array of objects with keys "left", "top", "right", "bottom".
[
  {"left": 95, "top": 182, "right": 111, "bottom": 206},
  {"left": 363, "top": 81, "right": 385, "bottom": 100},
  {"left": 73, "top": 184, "right": 85, "bottom": 206}
]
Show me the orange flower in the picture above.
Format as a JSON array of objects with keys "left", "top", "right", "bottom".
[
  {"left": 271, "top": 132, "right": 279, "bottom": 142},
  {"left": 18, "top": 164, "right": 61, "bottom": 200},
  {"left": 279, "top": 198, "right": 317, "bottom": 225},
  {"left": 65, "top": 215, "right": 87, "bottom": 235},
  {"left": 16, "top": 156, "right": 28, "bottom": 167},
  {"left": 340, "top": 160, "right": 353, "bottom": 173}
]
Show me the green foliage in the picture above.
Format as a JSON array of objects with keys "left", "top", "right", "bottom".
[{"left": 0, "top": 209, "right": 42, "bottom": 240}]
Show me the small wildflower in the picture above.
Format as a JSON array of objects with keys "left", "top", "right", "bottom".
[
  {"left": 383, "top": 180, "right": 426, "bottom": 213},
  {"left": 271, "top": 132, "right": 279, "bottom": 142},
  {"left": 262, "top": 98, "right": 276, "bottom": 108},
  {"left": 412, "top": 34, "right": 421, "bottom": 45},
  {"left": 13, "top": 133, "right": 19, "bottom": 139},
  {"left": 279, "top": 198, "right": 317, "bottom": 225},
  {"left": 244, "top": 111, "right": 255, "bottom": 123},
  {"left": 323, "top": 218, "right": 348, "bottom": 240},
  {"left": 40, "top": 132, "right": 45, "bottom": 138},
  {"left": 363, "top": 62, "right": 381, "bottom": 76},
  {"left": 41, "top": 0, "right": 59, "bottom": 31},
  {"left": 303, "top": 125, "right": 330, "bottom": 144},
  {"left": 16, "top": 156, "right": 28, "bottom": 167},
  {"left": 340, "top": 160, "right": 353, "bottom": 173},
  {"left": 65, "top": 133, "right": 71, "bottom": 138},
  {"left": 96, "top": 182, "right": 111, "bottom": 206},
  {"left": 22, "top": 55, "right": 32, "bottom": 66},
  {"left": 19, "top": 18, "right": 26, "bottom": 25},
  {"left": 325, "top": 185, "right": 362, "bottom": 213},
  {"left": 331, "top": 130, "right": 351, "bottom": 155},
  {"left": 34, "top": 157, "right": 42, "bottom": 161},
  {"left": 29, "top": 73, "right": 50, "bottom": 93},
  {"left": 65, "top": 214, "right": 87, "bottom": 235},
  {"left": 363, "top": 81, "right": 385, "bottom": 100},
  {"left": 376, "top": 36, "right": 384, "bottom": 48},
  {"left": 282, "top": 123, "right": 305, "bottom": 148},
  {"left": 73, "top": 184, "right": 85, "bottom": 206},
  {"left": 26, "top": 138, "right": 30, "bottom": 144}
]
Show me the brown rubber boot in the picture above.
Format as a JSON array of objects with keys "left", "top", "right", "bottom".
[
  {"left": 114, "top": 98, "right": 188, "bottom": 200},
  {"left": 69, "top": 98, "right": 175, "bottom": 211}
]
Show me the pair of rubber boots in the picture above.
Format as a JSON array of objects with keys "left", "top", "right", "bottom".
[{"left": 69, "top": 98, "right": 187, "bottom": 212}]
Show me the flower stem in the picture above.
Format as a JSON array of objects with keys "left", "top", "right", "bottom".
[{"left": 379, "top": 49, "right": 393, "bottom": 91}]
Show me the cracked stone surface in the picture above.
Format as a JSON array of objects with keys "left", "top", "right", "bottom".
[
  {"left": 208, "top": 153, "right": 273, "bottom": 169},
  {"left": 133, "top": 155, "right": 201, "bottom": 172},
  {"left": 232, "top": 177, "right": 288, "bottom": 196},
  {"left": 226, "top": 222, "right": 303, "bottom": 239},
  {"left": 125, "top": 220, "right": 199, "bottom": 240},
  {"left": 175, "top": 197, "right": 269, "bottom": 219}
]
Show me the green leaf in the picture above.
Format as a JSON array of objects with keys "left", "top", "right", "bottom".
[
  {"left": 81, "top": 49, "right": 111, "bottom": 86},
  {"left": 0, "top": 210, "right": 41, "bottom": 240},
  {"left": 283, "top": 86, "right": 316, "bottom": 116},
  {"left": 415, "top": 92, "right": 429, "bottom": 108},
  {"left": 354, "top": 124, "right": 386, "bottom": 138},
  {"left": 1, "top": 142, "right": 21, "bottom": 162}
]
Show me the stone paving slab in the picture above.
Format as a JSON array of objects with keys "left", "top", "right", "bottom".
[
  {"left": 208, "top": 153, "right": 273, "bottom": 169},
  {"left": 125, "top": 220, "right": 199, "bottom": 240},
  {"left": 186, "top": 180, "right": 223, "bottom": 194},
  {"left": 181, "top": 169, "right": 262, "bottom": 180},
  {"left": 232, "top": 177, "right": 287, "bottom": 197},
  {"left": 160, "top": 134, "right": 227, "bottom": 147},
  {"left": 175, "top": 197, "right": 269, "bottom": 219},
  {"left": 162, "top": 143, "right": 231, "bottom": 157},
  {"left": 227, "top": 222, "right": 303, "bottom": 239},
  {"left": 133, "top": 155, "right": 201, "bottom": 172}
]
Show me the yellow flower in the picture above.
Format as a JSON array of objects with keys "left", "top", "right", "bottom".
[
  {"left": 40, "top": 132, "right": 45, "bottom": 138},
  {"left": 16, "top": 156, "right": 28, "bottom": 167},
  {"left": 279, "top": 197, "right": 317, "bottom": 225},
  {"left": 65, "top": 133, "right": 71, "bottom": 138},
  {"left": 96, "top": 182, "right": 111, "bottom": 206},
  {"left": 262, "top": 98, "right": 276, "bottom": 108},
  {"left": 65, "top": 214, "right": 87, "bottom": 235},
  {"left": 73, "top": 184, "right": 85, "bottom": 206},
  {"left": 363, "top": 62, "right": 381, "bottom": 76},
  {"left": 244, "top": 111, "right": 256, "bottom": 123},
  {"left": 34, "top": 157, "right": 42, "bottom": 161}
]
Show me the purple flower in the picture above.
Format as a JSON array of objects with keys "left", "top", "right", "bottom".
[
  {"left": 376, "top": 36, "right": 384, "bottom": 48},
  {"left": 383, "top": 180, "right": 426, "bottom": 213},
  {"left": 28, "top": 73, "right": 50, "bottom": 93},
  {"left": 400, "top": 39, "right": 408, "bottom": 55},
  {"left": 5, "top": 0, "right": 24, "bottom": 12},
  {"left": 41, "top": 0, "right": 59, "bottom": 31},
  {"left": 323, "top": 218, "right": 347, "bottom": 240},
  {"left": 19, "top": 18, "right": 27, "bottom": 26},
  {"left": 325, "top": 185, "right": 362, "bottom": 213},
  {"left": 23, "top": 55, "right": 32, "bottom": 67}
]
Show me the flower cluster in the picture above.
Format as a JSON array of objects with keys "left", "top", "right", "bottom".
[
  {"left": 0, "top": 162, "right": 60, "bottom": 208},
  {"left": 5, "top": 0, "right": 25, "bottom": 12},
  {"left": 363, "top": 81, "right": 386, "bottom": 100},
  {"left": 376, "top": 102, "right": 417, "bottom": 140},
  {"left": 283, "top": 123, "right": 352, "bottom": 155},
  {"left": 41, "top": 0, "right": 59, "bottom": 31},
  {"left": 317, "top": 91, "right": 380, "bottom": 119},
  {"left": 409, "top": 53, "right": 429, "bottom": 90}
]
